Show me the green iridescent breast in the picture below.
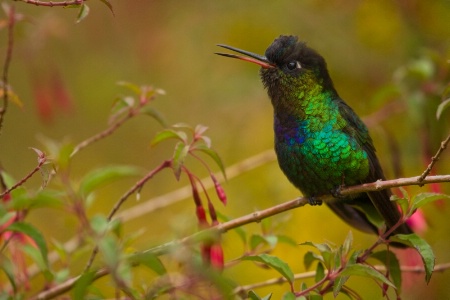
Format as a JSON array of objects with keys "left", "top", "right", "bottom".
[{"left": 273, "top": 95, "right": 370, "bottom": 197}]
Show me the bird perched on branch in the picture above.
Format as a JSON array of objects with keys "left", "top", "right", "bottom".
[{"left": 216, "top": 35, "right": 412, "bottom": 244}]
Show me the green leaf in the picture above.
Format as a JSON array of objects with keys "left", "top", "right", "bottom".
[
  {"left": 282, "top": 292, "right": 296, "bottom": 300},
  {"left": 410, "top": 193, "right": 450, "bottom": 216},
  {"left": 390, "top": 233, "right": 435, "bottom": 283},
  {"left": 340, "top": 264, "right": 395, "bottom": 288},
  {"left": 0, "top": 211, "right": 15, "bottom": 227},
  {"left": 172, "top": 122, "right": 194, "bottom": 131},
  {"left": 139, "top": 106, "right": 167, "bottom": 127},
  {"left": 342, "top": 231, "right": 353, "bottom": 256},
  {"left": 0, "top": 170, "right": 16, "bottom": 187},
  {"left": 56, "top": 143, "right": 74, "bottom": 169},
  {"left": 98, "top": 235, "right": 121, "bottom": 269},
  {"left": 79, "top": 165, "right": 141, "bottom": 197},
  {"left": 241, "top": 254, "right": 294, "bottom": 283},
  {"left": 391, "top": 187, "right": 410, "bottom": 217},
  {"left": 0, "top": 88, "right": 23, "bottom": 108},
  {"left": 334, "top": 247, "right": 342, "bottom": 269},
  {"left": 73, "top": 271, "right": 96, "bottom": 300},
  {"left": 117, "top": 81, "right": 141, "bottom": 95},
  {"left": 249, "top": 234, "right": 278, "bottom": 250},
  {"left": 300, "top": 282, "right": 307, "bottom": 291},
  {"left": 436, "top": 98, "right": 450, "bottom": 120},
  {"left": 315, "top": 262, "right": 325, "bottom": 282},
  {"left": 248, "top": 291, "right": 273, "bottom": 300},
  {"left": 90, "top": 215, "right": 110, "bottom": 235},
  {"left": 304, "top": 251, "right": 322, "bottom": 269},
  {"left": 172, "top": 142, "right": 189, "bottom": 180},
  {"left": 250, "top": 234, "right": 267, "bottom": 251},
  {"left": 22, "top": 244, "right": 52, "bottom": 279},
  {"left": 9, "top": 189, "right": 64, "bottom": 212},
  {"left": 300, "top": 241, "right": 332, "bottom": 253},
  {"left": 150, "top": 129, "right": 187, "bottom": 147},
  {"left": 0, "top": 255, "right": 16, "bottom": 292},
  {"left": 51, "top": 238, "right": 68, "bottom": 263},
  {"left": 129, "top": 252, "right": 166, "bottom": 275},
  {"left": 76, "top": 4, "right": 90, "bottom": 23},
  {"left": 248, "top": 290, "right": 262, "bottom": 300},
  {"left": 6, "top": 222, "right": 48, "bottom": 266},
  {"left": 301, "top": 241, "right": 333, "bottom": 269},
  {"left": 333, "top": 276, "right": 349, "bottom": 297},
  {"left": 32, "top": 189, "right": 64, "bottom": 209},
  {"left": 109, "top": 96, "right": 134, "bottom": 124},
  {"left": 348, "top": 250, "right": 361, "bottom": 265},
  {"left": 277, "top": 235, "right": 298, "bottom": 247},
  {"left": 371, "top": 250, "right": 402, "bottom": 290},
  {"left": 54, "top": 268, "right": 70, "bottom": 284},
  {"left": 261, "top": 293, "right": 273, "bottom": 300},
  {"left": 192, "top": 144, "right": 227, "bottom": 180}
]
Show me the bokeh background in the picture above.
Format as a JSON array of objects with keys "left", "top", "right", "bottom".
[{"left": 1, "top": 0, "right": 450, "bottom": 298}]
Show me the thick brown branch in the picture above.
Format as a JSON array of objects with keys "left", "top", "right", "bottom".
[{"left": 145, "top": 174, "right": 450, "bottom": 258}]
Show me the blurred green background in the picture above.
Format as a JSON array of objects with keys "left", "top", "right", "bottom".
[{"left": 1, "top": 0, "right": 450, "bottom": 298}]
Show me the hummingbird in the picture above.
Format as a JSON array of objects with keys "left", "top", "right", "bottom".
[{"left": 216, "top": 35, "right": 412, "bottom": 243}]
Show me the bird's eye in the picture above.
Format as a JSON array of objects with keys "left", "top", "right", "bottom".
[{"left": 286, "top": 61, "right": 300, "bottom": 70}]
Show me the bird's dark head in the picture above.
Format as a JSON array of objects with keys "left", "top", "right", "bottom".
[{"left": 216, "top": 35, "right": 336, "bottom": 107}]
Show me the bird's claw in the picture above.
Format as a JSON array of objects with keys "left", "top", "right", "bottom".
[
  {"left": 331, "top": 185, "right": 346, "bottom": 199},
  {"left": 308, "top": 196, "right": 322, "bottom": 206}
]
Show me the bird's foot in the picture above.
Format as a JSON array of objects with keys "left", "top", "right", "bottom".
[
  {"left": 330, "top": 185, "right": 346, "bottom": 199},
  {"left": 307, "top": 196, "right": 322, "bottom": 206}
]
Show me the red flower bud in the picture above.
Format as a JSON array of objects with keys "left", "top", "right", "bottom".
[
  {"left": 196, "top": 206, "right": 209, "bottom": 227},
  {"left": 207, "top": 200, "right": 217, "bottom": 223},
  {"left": 211, "top": 175, "right": 227, "bottom": 205},
  {"left": 209, "top": 243, "right": 224, "bottom": 270},
  {"left": 2, "top": 193, "right": 11, "bottom": 202}
]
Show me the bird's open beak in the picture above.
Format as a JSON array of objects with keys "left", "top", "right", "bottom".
[{"left": 215, "top": 44, "right": 274, "bottom": 69}]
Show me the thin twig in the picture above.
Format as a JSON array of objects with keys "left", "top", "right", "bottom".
[
  {"left": 31, "top": 258, "right": 450, "bottom": 300},
  {"left": 116, "top": 150, "right": 276, "bottom": 222},
  {"left": 13, "top": 0, "right": 83, "bottom": 7},
  {"left": 29, "top": 173, "right": 450, "bottom": 300},
  {"left": 24, "top": 150, "right": 276, "bottom": 280},
  {"left": 418, "top": 133, "right": 450, "bottom": 183},
  {"left": 71, "top": 108, "right": 138, "bottom": 157},
  {"left": 232, "top": 262, "right": 450, "bottom": 297},
  {"left": 83, "top": 160, "right": 172, "bottom": 272},
  {"left": 0, "top": 151, "right": 47, "bottom": 198},
  {"left": 0, "top": 5, "right": 15, "bottom": 134},
  {"left": 29, "top": 268, "right": 108, "bottom": 300}
]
